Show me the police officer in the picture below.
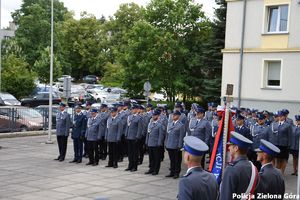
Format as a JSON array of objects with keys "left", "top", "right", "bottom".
[
  {"left": 178, "top": 136, "right": 218, "bottom": 200},
  {"left": 289, "top": 115, "right": 300, "bottom": 176},
  {"left": 249, "top": 113, "right": 270, "bottom": 170},
  {"left": 54, "top": 102, "right": 71, "bottom": 162},
  {"left": 169, "top": 102, "right": 187, "bottom": 126},
  {"left": 282, "top": 109, "right": 294, "bottom": 126},
  {"left": 98, "top": 104, "right": 109, "bottom": 160},
  {"left": 234, "top": 114, "right": 252, "bottom": 140},
  {"left": 83, "top": 101, "right": 92, "bottom": 158},
  {"left": 219, "top": 132, "right": 258, "bottom": 200},
  {"left": 118, "top": 102, "right": 131, "bottom": 162},
  {"left": 70, "top": 104, "right": 87, "bottom": 163},
  {"left": 209, "top": 112, "right": 220, "bottom": 156},
  {"left": 204, "top": 102, "right": 213, "bottom": 122},
  {"left": 137, "top": 105, "right": 147, "bottom": 165},
  {"left": 273, "top": 110, "right": 292, "bottom": 174},
  {"left": 165, "top": 110, "right": 185, "bottom": 179},
  {"left": 187, "top": 103, "right": 198, "bottom": 122},
  {"left": 255, "top": 139, "right": 285, "bottom": 199},
  {"left": 188, "top": 106, "right": 211, "bottom": 167},
  {"left": 125, "top": 104, "right": 143, "bottom": 172},
  {"left": 145, "top": 109, "right": 164, "bottom": 175},
  {"left": 105, "top": 107, "right": 123, "bottom": 168},
  {"left": 158, "top": 106, "right": 168, "bottom": 161},
  {"left": 85, "top": 108, "right": 101, "bottom": 166}
]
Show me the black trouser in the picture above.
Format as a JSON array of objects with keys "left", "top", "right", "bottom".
[
  {"left": 73, "top": 138, "right": 83, "bottom": 161},
  {"left": 83, "top": 137, "right": 88, "bottom": 156},
  {"left": 148, "top": 146, "right": 161, "bottom": 173},
  {"left": 57, "top": 136, "right": 68, "bottom": 160},
  {"left": 118, "top": 135, "right": 127, "bottom": 160},
  {"left": 248, "top": 150, "right": 261, "bottom": 171},
  {"left": 98, "top": 137, "right": 107, "bottom": 159},
  {"left": 87, "top": 141, "right": 99, "bottom": 164},
  {"left": 127, "top": 140, "right": 138, "bottom": 170},
  {"left": 167, "top": 148, "right": 182, "bottom": 175},
  {"left": 160, "top": 145, "right": 165, "bottom": 161},
  {"left": 108, "top": 142, "right": 118, "bottom": 167},
  {"left": 138, "top": 136, "right": 146, "bottom": 164}
]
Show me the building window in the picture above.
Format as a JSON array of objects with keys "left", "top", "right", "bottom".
[
  {"left": 267, "top": 5, "right": 288, "bottom": 33},
  {"left": 264, "top": 60, "right": 281, "bottom": 87}
]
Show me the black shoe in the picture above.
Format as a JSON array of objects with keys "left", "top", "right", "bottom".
[
  {"left": 130, "top": 168, "right": 137, "bottom": 172},
  {"left": 59, "top": 159, "right": 64, "bottom": 162},
  {"left": 173, "top": 174, "right": 179, "bottom": 179},
  {"left": 69, "top": 159, "right": 77, "bottom": 163},
  {"left": 113, "top": 165, "right": 118, "bottom": 168},
  {"left": 124, "top": 168, "right": 131, "bottom": 171},
  {"left": 165, "top": 174, "right": 174, "bottom": 178},
  {"left": 54, "top": 157, "right": 60, "bottom": 161},
  {"left": 118, "top": 158, "right": 123, "bottom": 162},
  {"left": 101, "top": 157, "right": 106, "bottom": 160},
  {"left": 145, "top": 171, "right": 153, "bottom": 175},
  {"left": 92, "top": 163, "right": 99, "bottom": 166},
  {"left": 152, "top": 172, "right": 158, "bottom": 175},
  {"left": 86, "top": 162, "right": 93, "bottom": 165},
  {"left": 76, "top": 160, "right": 82, "bottom": 163},
  {"left": 84, "top": 155, "right": 89, "bottom": 158},
  {"left": 105, "top": 165, "right": 113, "bottom": 168},
  {"left": 138, "top": 161, "right": 142, "bottom": 165}
]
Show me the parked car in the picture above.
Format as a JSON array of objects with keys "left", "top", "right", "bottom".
[
  {"left": 85, "top": 84, "right": 104, "bottom": 90},
  {"left": 83, "top": 75, "right": 99, "bottom": 84},
  {"left": 153, "top": 90, "right": 167, "bottom": 101},
  {"left": 57, "top": 75, "right": 74, "bottom": 82},
  {"left": 20, "top": 92, "right": 61, "bottom": 107},
  {"left": 0, "top": 106, "right": 44, "bottom": 132},
  {"left": 0, "top": 92, "right": 21, "bottom": 106}
]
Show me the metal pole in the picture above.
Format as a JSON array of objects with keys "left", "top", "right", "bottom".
[
  {"left": 46, "top": 0, "right": 54, "bottom": 144},
  {"left": 237, "top": 0, "right": 247, "bottom": 108},
  {"left": 297, "top": 135, "right": 300, "bottom": 197},
  {"left": 0, "top": 0, "right": 2, "bottom": 93}
]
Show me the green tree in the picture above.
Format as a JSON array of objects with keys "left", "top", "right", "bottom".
[
  {"left": 2, "top": 54, "right": 36, "bottom": 99},
  {"left": 12, "top": 0, "right": 69, "bottom": 67},
  {"left": 34, "top": 47, "right": 62, "bottom": 84},
  {"left": 57, "top": 13, "right": 108, "bottom": 80},
  {"left": 101, "top": 62, "right": 125, "bottom": 87}
]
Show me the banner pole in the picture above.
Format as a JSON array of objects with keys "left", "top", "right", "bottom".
[{"left": 222, "top": 98, "right": 230, "bottom": 179}]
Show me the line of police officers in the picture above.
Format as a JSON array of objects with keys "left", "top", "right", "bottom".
[{"left": 54, "top": 101, "right": 299, "bottom": 200}]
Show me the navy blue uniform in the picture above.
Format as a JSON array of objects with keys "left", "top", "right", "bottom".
[
  {"left": 235, "top": 125, "right": 252, "bottom": 141},
  {"left": 71, "top": 112, "right": 87, "bottom": 162}
]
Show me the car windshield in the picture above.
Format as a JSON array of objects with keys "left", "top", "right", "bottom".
[
  {"left": 18, "top": 109, "right": 43, "bottom": 118},
  {"left": 0, "top": 93, "right": 17, "bottom": 101}
]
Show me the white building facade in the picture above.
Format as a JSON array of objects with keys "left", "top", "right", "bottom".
[{"left": 222, "top": 0, "right": 300, "bottom": 118}]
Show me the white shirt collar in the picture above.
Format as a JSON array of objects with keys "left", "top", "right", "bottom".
[
  {"left": 186, "top": 166, "right": 200, "bottom": 174},
  {"left": 261, "top": 162, "right": 272, "bottom": 170}
]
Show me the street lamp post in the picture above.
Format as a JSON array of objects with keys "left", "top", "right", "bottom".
[{"left": 46, "top": 0, "right": 54, "bottom": 144}]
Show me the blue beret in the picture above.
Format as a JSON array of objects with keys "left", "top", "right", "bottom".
[
  {"left": 132, "top": 104, "right": 140, "bottom": 109},
  {"left": 183, "top": 136, "right": 208, "bottom": 156},
  {"left": 100, "top": 104, "right": 108, "bottom": 108},
  {"left": 173, "top": 110, "right": 181, "bottom": 116},
  {"left": 195, "top": 106, "right": 205, "bottom": 113},
  {"left": 211, "top": 103, "right": 218, "bottom": 108},
  {"left": 191, "top": 103, "right": 199, "bottom": 110},
  {"left": 207, "top": 102, "right": 212, "bottom": 106},
  {"left": 273, "top": 111, "right": 279, "bottom": 117},
  {"left": 236, "top": 114, "right": 245, "bottom": 120},
  {"left": 75, "top": 104, "right": 83, "bottom": 109},
  {"left": 256, "top": 139, "right": 280, "bottom": 156},
  {"left": 109, "top": 107, "right": 118, "bottom": 112},
  {"left": 123, "top": 101, "right": 130, "bottom": 106},
  {"left": 85, "top": 101, "right": 92, "bottom": 106},
  {"left": 153, "top": 109, "right": 161, "bottom": 116},
  {"left": 277, "top": 111, "right": 284, "bottom": 116},
  {"left": 295, "top": 115, "right": 300, "bottom": 121},
  {"left": 282, "top": 109, "right": 289, "bottom": 115},
  {"left": 146, "top": 103, "right": 153, "bottom": 108},
  {"left": 257, "top": 113, "right": 265, "bottom": 120},
  {"left": 91, "top": 108, "right": 98, "bottom": 113},
  {"left": 213, "top": 111, "right": 218, "bottom": 116},
  {"left": 174, "top": 102, "right": 182, "bottom": 108},
  {"left": 59, "top": 102, "right": 66, "bottom": 107},
  {"left": 228, "top": 131, "right": 253, "bottom": 149}
]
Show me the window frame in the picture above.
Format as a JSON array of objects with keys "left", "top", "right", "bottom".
[
  {"left": 261, "top": 59, "right": 283, "bottom": 89},
  {"left": 262, "top": 3, "right": 290, "bottom": 34}
]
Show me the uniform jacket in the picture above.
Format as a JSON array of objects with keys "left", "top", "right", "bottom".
[
  {"left": 85, "top": 115, "right": 101, "bottom": 141},
  {"left": 269, "top": 121, "right": 279, "bottom": 145},
  {"left": 188, "top": 118, "right": 211, "bottom": 145},
  {"left": 125, "top": 114, "right": 143, "bottom": 140},
  {"left": 219, "top": 156, "right": 253, "bottom": 200},
  {"left": 165, "top": 121, "right": 185, "bottom": 149},
  {"left": 119, "top": 109, "right": 131, "bottom": 135},
  {"left": 105, "top": 115, "right": 123, "bottom": 142},
  {"left": 204, "top": 111, "right": 213, "bottom": 122},
  {"left": 250, "top": 123, "right": 270, "bottom": 150},
  {"left": 209, "top": 119, "right": 219, "bottom": 148},
  {"left": 71, "top": 112, "right": 87, "bottom": 139},
  {"left": 255, "top": 163, "right": 285, "bottom": 199},
  {"left": 290, "top": 125, "right": 300, "bottom": 150},
  {"left": 56, "top": 111, "right": 71, "bottom": 136},
  {"left": 234, "top": 125, "right": 252, "bottom": 141},
  {"left": 269, "top": 121, "right": 292, "bottom": 147},
  {"left": 141, "top": 112, "right": 152, "bottom": 137},
  {"left": 286, "top": 118, "right": 294, "bottom": 126},
  {"left": 178, "top": 167, "right": 218, "bottom": 200},
  {"left": 145, "top": 120, "right": 164, "bottom": 147},
  {"left": 98, "top": 111, "right": 109, "bottom": 139}
]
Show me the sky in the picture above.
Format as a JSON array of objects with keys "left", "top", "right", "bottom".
[{"left": 1, "top": 0, "right": 217, "bottom": 28}]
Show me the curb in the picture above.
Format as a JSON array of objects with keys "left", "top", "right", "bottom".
[{"left": 0, "top": 130, "right": 55, "bottom": 139}]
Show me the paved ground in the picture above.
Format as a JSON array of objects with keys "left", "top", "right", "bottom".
[{"left": 0, "top": 135, "right": 298, "bottom": 200}]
